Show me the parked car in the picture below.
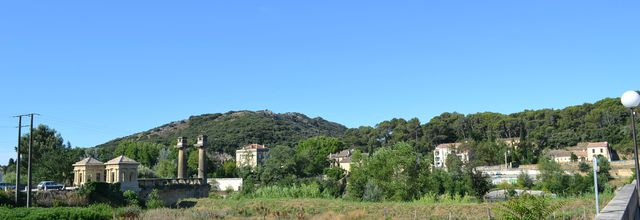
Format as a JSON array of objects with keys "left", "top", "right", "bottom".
[
  {"left": 37, "top": 181, "right": 64, "bottom": 190},
  {"left": 0, "top": 182, "right": 16, "bottom": 191}
]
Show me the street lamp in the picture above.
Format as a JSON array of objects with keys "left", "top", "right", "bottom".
[{"left": 621, "top": 90, "right": 640, "bottom": 193}]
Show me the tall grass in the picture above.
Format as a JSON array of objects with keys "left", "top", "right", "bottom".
[
  {"left": 235, "top": 183, "right": 333, "bottom": 199},
  {"left": 415, "top": 192, "right": 479, "bottom": 204}
]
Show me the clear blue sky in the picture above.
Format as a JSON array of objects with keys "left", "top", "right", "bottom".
[{"left": 1, "top": 1, "right": 639, "bottom": 164}]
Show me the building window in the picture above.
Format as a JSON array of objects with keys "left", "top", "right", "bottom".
[
  {"left": 96, "top": 173, "right": 101, "bottom": 182},
  {"left": 592, "top": 149, "right": 595, "bottom": 153},
  {"left": 600, "top": 149, "right": 603, "bottom": 153}
]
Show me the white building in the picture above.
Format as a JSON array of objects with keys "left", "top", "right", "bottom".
[
  {"left": 235, "top": 144, "right": 270, "bottom": 168},
  {"left": 433, "top": 143, "right": 469, "bottom": 168}
]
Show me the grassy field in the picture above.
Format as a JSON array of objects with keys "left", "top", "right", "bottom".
[{"left": 139, "top": 194, "right": 613, "bottom": 220}]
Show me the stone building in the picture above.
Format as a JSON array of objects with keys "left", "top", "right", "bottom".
[
  {"left": 328, "top": 149, "right": 354, "bottom": 172},
  {"left": 105, "top": 155, "right": 140, "bottom": 191},
  {"left": 73, "top": 155, "right": 140, "bottom": 191},
  {"left": 72, "top": 156, "right": 105, "bottom": 186},
  {"left": 547, "top": 141, "right": 612, "bottom": 163},
  {"left": 236, "top": 144, "right": 270, "bottom": 168}
]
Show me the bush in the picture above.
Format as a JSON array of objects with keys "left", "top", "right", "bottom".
[
  {"left": 78, "top": 182, "right": 125, "bottom": 206},
  {"left": 116, "top": 205, "right": 142, "bottom": 219},
  {"left": 146, "top": 189, "right": 164, "bottom": 209},
  {"left": 578, "top": 161, "right": 590, "bottom": 173},
  {"left": 123, "top": 190, "right": 140, "bottom": 207},
  {"left": 495, "top": 193, "right": 562, "bottom": 220},
  {"left": 0, "top": 205, "right": 113, "bottom": 220},
  {"left": 0, "top": 191, "right": 14, "bottom": 207},
  {"left": 362, "top": 181, "right": 383, "bottom": 202}
]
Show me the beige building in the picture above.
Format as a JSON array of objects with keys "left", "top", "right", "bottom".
[
  {"left": 434, "top": 143, "right": 469, "bottom": 168},
  {"left": 547, "top": 141, "right": 611, "bottom": 163},
  {"left": 73, "top": 155, "right": 140, "bottom": 191},
  {"left": 73, "top": 157, "right": 105, "bottom": 186},
  {"left": 328, "top": 149, "right": 354, "bottom": 172},
  {"left": 236, "top": 144, "right": 270, "bottom": 168}
]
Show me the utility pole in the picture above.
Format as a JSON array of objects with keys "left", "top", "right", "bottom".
[
  {"left": 593, "top": 156, "right": 600, "bottom": 214},
  {"left": 26, "top": 113, "right": 37, "bottom": 207},
  {"left": 13, "top": 115, "right": 28, "bottom": 205}
]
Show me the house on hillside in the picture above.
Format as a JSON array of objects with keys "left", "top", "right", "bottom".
[
  {"left": 328, "top": 149, "right": 368, "bottom": 172},
  {"left": 433, "top": 143, "right": 469, "bottom": 168},
  {"left": 235, "top": 144, "right": 270, "bottom": 168},
  {"left": 546, "top": 141, "right": 612, "bottom": 163}
]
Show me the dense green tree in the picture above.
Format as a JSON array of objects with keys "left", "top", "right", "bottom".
[
  {"left": 153, "top": 160, "right": 176, "bottom": 178},
  {"left": 517, "top": 171, "right": 534, "bottom": 189},
  {"left": 114, "top": 141, "right": 162, "bottom": 167},
  {"left": 260, "top": 145, "right": 298, "bottom": 185},
  {"left": 11, "top": 125, "right": 85, "bottom": 185},
  {"left": 295, "top": 136, "right": 346, "bottom": 177}
]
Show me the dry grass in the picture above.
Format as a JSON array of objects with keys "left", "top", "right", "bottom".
[{"left": 139, "top": 195, "right": 612, "bottom": 220}]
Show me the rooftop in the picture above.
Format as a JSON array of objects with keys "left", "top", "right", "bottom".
[
  {"left": 436, "top": 143, "right": 462, "bottom": 149},
  {"left": 240, "top": 144, "right": 268, "bottom": 150},
  {"left": 73, "top": 157, "right": 104, "bottom": 166},
  {"left": 105, "top": 155, "right": 140, "bottom": 165}
]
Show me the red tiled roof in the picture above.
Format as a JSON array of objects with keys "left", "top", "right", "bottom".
[{"left": 587, "top": 142, "right": 608, "bottom": 148}]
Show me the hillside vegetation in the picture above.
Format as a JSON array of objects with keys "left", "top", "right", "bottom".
[{"left": 94, "top": 110, "right": 347, "bottom": 157}]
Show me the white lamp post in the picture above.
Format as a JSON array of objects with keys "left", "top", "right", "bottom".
[{"left": 621, "top": 90, "right": 640, "bottom": 192}]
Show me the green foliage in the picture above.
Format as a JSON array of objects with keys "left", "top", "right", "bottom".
[
  {"left": 7, "top": 125, "right": 85, "bottom": 185},
  {"left": 114, "top": 141, "right": 162, "bottom": 167},
  {"left": 187, "top": 149, "right": 215, "bottom": 177},
  {"left": 296, "top": 136, "right": 346, "bottom": 177},
  {"left": 496, "top": 194, "right": 562, "bottom": 220},
  {"left": 78, "top": 182, "right": 125, "bottom": 206},
  {"left": 238, "top": 183, "right": 332, "bottom": 199},
  {"left": 123, "top": 190, "right": 140, "bottom": 207},
  {"left": 96, "top": 110, "right": 347, "bottom": 156},
  {"left": 362, "top": 180, "right": 384, "bottom": 202},
  {"left": 260, "top": 145, "right": 299, "bottom": 185},
  {"left": 145, "top": 189, "right": 164, "bottom": 209},
  {"left": 538, "top": 157, "right": 610, "bottom": 196},
  {"left": 138, "top": 165, "right": 157, "bottom": 178},
  {"left": 0, "top": 191, "right": 14, "bottom": 207},
  {"left": 153, "top": 159, "right": 176, "bottom": 178},
  {"left": 221, "top": 160, "right": 238, "bottom": 178},
  {"left": 517, "top": 172, "right": 534, "bottom": 189},
  {"left": 0, "top": 205, "right": 113, "bottom": 220},
  {"left": 578, "top": 161, "right": 591, "bottom": 172}
]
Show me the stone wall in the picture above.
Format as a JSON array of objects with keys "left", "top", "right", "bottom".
[
  {"left": 138, "top": 184, "right": 210, "bottom": 207},
  {"left": 596, "top": 181, "right": 639, "bottom": 220}
]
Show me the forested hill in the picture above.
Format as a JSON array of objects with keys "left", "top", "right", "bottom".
[
  {"left": 94, "top": 110, "right": 347, "bottom": 155},
  {"left": 94, "top": 97, "right": 636, "bottom": 166},
  {"left": 341, "top": 97, "right": 636, "bottom": 164}
]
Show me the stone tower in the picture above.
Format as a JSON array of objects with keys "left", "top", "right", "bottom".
[
  {"left": 195, "top": 135, "right": 208, "bottom": 180},
  {"left": 176, "top": 137, "right": 187, "bottom": 179}
]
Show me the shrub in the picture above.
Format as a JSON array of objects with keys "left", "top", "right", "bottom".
[
  {"left": 78, "top": 182, "right": 125, "bottom": 206},
  {"left": 495, "top": 193, "right": 562, "bottom": 220},
  {"left": 578, "top": 161, "right": 590, "bottom": 173},
  {"left": 0, "top": 205, "right": 113, "bottom": 220},
  {"left": 257, "top": 183, "right": 331, "bottom": 199},
  {"left": 116, "top": 205, "right": 142, "bottom": 219},
  {"left": 146, "top": 189, "right": 164, "bottom": 209},
  {"left": 0, "top": 191, "right": 14, "bottom": 207},
  {"left": 362, "top": 181, "right": 383, "bottom": 202},
  {"left": 123, "top": 190, "right": 140, "bottom": 207}
]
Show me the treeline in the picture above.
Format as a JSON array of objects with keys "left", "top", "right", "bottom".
[
  {"left": 343, "top": 98, "right": 636, "bottom": 163},
  {"left": 234, "top": 138, "right": 492, "bottom": 202}
]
